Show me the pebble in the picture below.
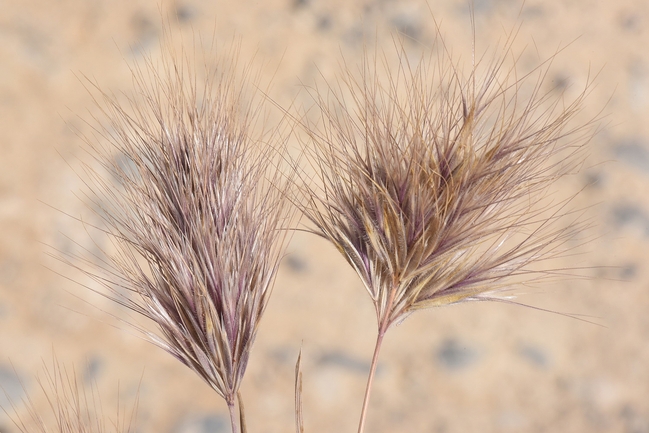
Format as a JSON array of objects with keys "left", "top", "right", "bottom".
[
  {"left": 613, "top": 139, "right": 649, "bottom": 174},
  {"left": 82, "top": 356, "right": 104, "bottom": 385},
  {"left": 435, "top": 339, "right": 479, "bottom": 371},
  {"left": 611, "top": 204, "right": 649, "bottom": 237},
  {"left": 517, "top": 343, "right": 549, "bottom": 368},
  {"left": 173, "top": 414, "right": 228, "bottom": 433},
  {"left": 317, "top": 350, "right": 373, "bottom": 374},
  {"left": 0, "top": 365, "right": 25, "bottom": 410},
  {"left": 284, "top": 254, "right": 308, "bottom": 273}
]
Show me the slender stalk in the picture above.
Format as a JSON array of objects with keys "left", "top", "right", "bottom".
[
  {"left": 228, "top": 400, "right": 240, "bottom": 433},
  {"left": 357, "top": 328, "right": 386, "bottom": 433},
  {"left": 358, "top": 283, "right": 397, "bottom": 433}
]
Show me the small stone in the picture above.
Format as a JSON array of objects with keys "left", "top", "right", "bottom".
[
  {"left": 611, "top": 204, "right": 649, "bottom": 237},
  {"left": 436, "top": 339, "right": 479, "bottom": 370},
  {"left": 613, "top": 139, "right": 649, "bottom": 173},
  {"left": 130, "top": 12, "right": 158, "bottom": 52},
  {"left": 0, "top": 366, "right": 25, "bottom": 409},
  {"left": 317, "top": 350, "right": 373, "bottom": 374},
  {"left": 293, "top": 0, "right": 309, "bottom": 9},
  {"left": 620, "top": 263, "right": 637, "bottom": 280},
  {"left": 285, "top": 254, "right": 308, "bottom": 273},
  {"left": 584, "top": 171, "right": 604, "bottom": 189},
  {"left": 552, "top": 74, "right": 570, "bottom": 92},
  {"left": 317, "top": 15, "right": 332, "bottom": 32},
  {"left": 175, "top": 4, "right": 195, "bottom": 23},
  {"left": 268, "top": 346, "right": 295, "bottom": 365},
  {"left": 82, "top": 356, "right": 103, "bottom": 385},
  {"left": 518, "top": 343, "right": 549, "bottom": 368},
  {"left": 173, "top": 414, "right": 228, "bottom": 433},
  {"left": 391, "top": 14, "right": 421, "bottom": 40}
]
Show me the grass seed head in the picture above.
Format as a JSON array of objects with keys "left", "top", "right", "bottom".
[
  {"left": 299, "top": 33, "right": 595, "bottom": 333},
  {"left": 74, "top": 38, "right": 292, "bottom": 405}
]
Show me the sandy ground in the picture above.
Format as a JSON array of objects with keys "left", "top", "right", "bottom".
[{"left": 0, "top": 0, "right": 648, "bottom": 432}]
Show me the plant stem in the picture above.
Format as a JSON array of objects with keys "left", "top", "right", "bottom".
[
  {"left": 357, "top": 329, "right": 385, "bottom": 433},
  {"left": 228, "top": 400, "right": 240, "bottom": 433}
]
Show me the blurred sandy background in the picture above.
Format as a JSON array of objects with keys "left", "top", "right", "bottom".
[{"left": 0, "top": 0, "right": 648, "bottom": 432}]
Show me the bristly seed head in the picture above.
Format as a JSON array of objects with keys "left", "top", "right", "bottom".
[
  {"left": 74, "top": 38, "right": 292, "bottom": 405},
  {"left": 5, "top": 358, "right": 138, "bottom": 433},
  {"left": 298, "top": 33, "right": 595, "bottom": 333}
]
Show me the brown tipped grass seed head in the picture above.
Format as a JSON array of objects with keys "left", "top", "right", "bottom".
[
  {"left": 300, "top": 39, "right": 592, "bottom": 334},
  {"left": 297, "top": 33, "right": 595, "bottom": 433},
  {"left": 70, "top": 41, "right": 292, "bottom": 433}
]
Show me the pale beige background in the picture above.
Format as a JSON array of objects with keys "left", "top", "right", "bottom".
[{"left": 0, "top": 0, "right": 647, "bottom": 432}]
